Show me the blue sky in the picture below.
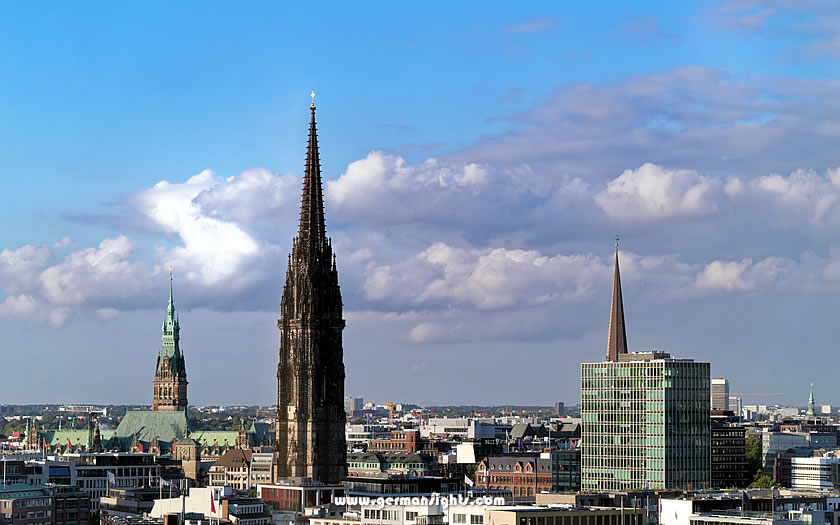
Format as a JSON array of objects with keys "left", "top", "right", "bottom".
[{"left": 2, "top": 1, "right": 840, "bottom": 407}]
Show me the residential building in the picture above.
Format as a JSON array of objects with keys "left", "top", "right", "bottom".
[
  {"left": 275, "top": 98, "right": 347, "bottom": 485},
  {"left": 712, "top": 379, "right": 729, "bottom": 411},
  {"left": 582, "top": 246, "right": 711, "bottom": 491},
  {"left": 208, "top": 450, "right": 274, "bottom": 490}
]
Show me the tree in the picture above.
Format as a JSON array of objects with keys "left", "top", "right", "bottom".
[
  {"left": 749, "top": 474, "right": 777, "bottom": 488},
  {"left": 745, "top": 434, "right": 762, "bottom": 478},
  {"left": 465, "top": 463, "right": 478, "bottom": 482}
]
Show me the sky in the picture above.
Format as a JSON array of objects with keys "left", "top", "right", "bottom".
[{"left": 2, "top": 1, "right": 840, "bottom": 408}]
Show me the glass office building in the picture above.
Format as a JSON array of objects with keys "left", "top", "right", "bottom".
[{"left": 581, "top": 354, "right": 711, "bottom": 491}]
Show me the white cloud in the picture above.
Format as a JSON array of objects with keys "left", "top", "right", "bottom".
[
  {"left": 39, "top": 236, "right": 147, "bottom": 307},
  {"left": 595, "top": 163, "right": 720, "bottom": 221},
  {"left": 131, "top": 170, "right": 261, "bottom": 286},
  {"left": 326, "top": 152, "right": 494, "bottom": 226},
  {"left": 194, "top": 168, "right": 299, "bottom": 222},
  {"left": 0, "top": 294, "right": 37, "bottom": 316},
  {"left": 751, "top": 168, "right": 840, "bottom": 224},
  {"left": 0, "top": 243, "right": 53, "bottom": 294}
]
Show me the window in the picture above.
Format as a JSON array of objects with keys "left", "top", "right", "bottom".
[
  {"left": 454, "top": 514, "right": 467, "bottom": 524},
  {"left": 471, "top": 516, "right": 484, "bottom": 524}
]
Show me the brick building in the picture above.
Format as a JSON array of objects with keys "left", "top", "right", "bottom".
[{"left": 476, "top": 456, "right": 552, "bottom": 500}]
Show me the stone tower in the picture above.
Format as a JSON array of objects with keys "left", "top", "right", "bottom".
[
  {"left": 606, "top": 240, "right": 628, "bottom": 361},
  {"left": 153, "top": 274, "right": 188, "bottom": 411},
  {"left": 275, "top": 97, "right": 347, "bottom": 484}
]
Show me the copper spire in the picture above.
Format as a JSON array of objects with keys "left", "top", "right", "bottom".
[
  {"left": 298, "top": 95, "right": 326, "bottom": 246},
  {"left": 606, "top": 237, "right": 628, "bottom": 361}
]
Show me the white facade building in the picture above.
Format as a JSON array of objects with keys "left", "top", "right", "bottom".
[{"left": 791, "top": 457, "right": 840, "bottom": 491}]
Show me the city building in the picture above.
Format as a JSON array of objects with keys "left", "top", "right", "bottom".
[
  {"left": 343, "top": 476, "right": 461, "bottom": 497},
  {"left": 711, "top": 379, "right": 729, "bottom": 411},
  {"left": 257, "top": 480, "right": 343, "bottom": 525},
  {"left": 0, "top": 483, "right": 90, "bottom": 525},
  {"left": 546, "top": 448, "right": 581, "bottom": 492},
  {"left": 65, "top": 452, "right": 160, "bottom": 511},
  {"left": 710, "top": 411, "right": 749, "bottom": 488},
  {"left": 368, "top": 430, "right": 436, "bottom": 455},
  {"left": 347, "top": 452, "right": 436, "bottom": 477},
  {"left": 475, "top": 456, "right": 551, "bottom": 500},
  {"left": 99, "top": 487, "right": 162, "bottom": 521},
  {"left": 360, "top": 503, "right": 443, "bottom": 525},
  {"left": 345, "top": 398, "right": 364, "bottom": 418},
  {"left": 790, "top": 456, "right": 840, "bottom": 491},
  {"left": 208, "top": 450, "right": 275, "bottom": 490},
  {"left": 729, "top": 397, "right": 743, "bottom": 419},
  {"left": 581, "top": 246, "right": 711, "bottom": 491},
  {"left": 554, "top": 402, "right": 565, "bottom": 417},
  {"left": 760, "top": 431, "right": 837, "bottom": 477},
  {"left": 479, "top": 505, "right": 646, "bottom": 525},
  {"left": 275, "top": 97, "right": 347, "bottom": 484}
]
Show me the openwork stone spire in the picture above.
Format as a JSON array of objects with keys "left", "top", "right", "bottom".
[
  {"left": 276, "top": 97, "right": 347, "bottom": 484},
  {"left": 298, "top": 100, "right": 327, "bottom": 246},
  {"left": 606, "top": 240, "right": 628, "bottom": 361}
]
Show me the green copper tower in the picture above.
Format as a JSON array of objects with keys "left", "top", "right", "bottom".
[
  {"left": 153, "top": 270, "right": 188, "bottom": 411},
  {"left": 806, "top": 384, "right": 816, "bottom": 417}
]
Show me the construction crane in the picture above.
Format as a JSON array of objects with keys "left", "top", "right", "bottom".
[{"left": 386, "top": 402, "right": 394, "bottom": 425}]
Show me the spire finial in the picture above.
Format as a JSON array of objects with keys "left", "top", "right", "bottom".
[
  {"left": 606, "top": 238, "right": 628, "bottom": 361},
  {"left": 311, "top": 90, "right": 316, "bottom": 108}
]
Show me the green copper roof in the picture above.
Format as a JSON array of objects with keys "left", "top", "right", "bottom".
[
  {"left": 44, "top": 429, "right": 115, "bottom": 447},
  {"left": 189, "top": 430, "right": 238, "bottom": 447},
  {"left": 806, "top": 384, "right": 816, "bottom": 417},
  {"left": 115, "top": 410, "right": 188, "bottom": 445},
  {"left": 157, "top": 276, "right": 183, "bottom": 374}
]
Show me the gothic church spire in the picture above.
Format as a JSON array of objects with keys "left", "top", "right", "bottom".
[
  {"left": 298, "top": 97, "right": 326, "bottom": 246},
  {"left": 606, "top": 238, "right": 628, "bottom": 361}
]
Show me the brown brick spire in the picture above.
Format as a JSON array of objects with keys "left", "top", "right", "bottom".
[{"left": 606, "top": 239, "right": 628, "bottom": 361}]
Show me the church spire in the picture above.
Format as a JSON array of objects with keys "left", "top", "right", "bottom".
[
  {"left": 606, "top": 237, "right": 628, "bottom": 361},
  {"left": 298, "top": 91, "right": 326, "bottom": 246},
  {"left": 806, "top": 383, "right": 816, "bottom": 417}
]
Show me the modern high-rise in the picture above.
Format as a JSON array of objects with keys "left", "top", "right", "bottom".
[
  {"left": 711, "top": 378, "right": 729, "bottom": 411},
  {"left": 581, "top": 245, "right": 711, "bottom": 491},
  {"left": 153, "top": 274, "right": 188, "bottom": 411},
  {"left": 275, "top": 97, "right": 347, "bottom": 484}
]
